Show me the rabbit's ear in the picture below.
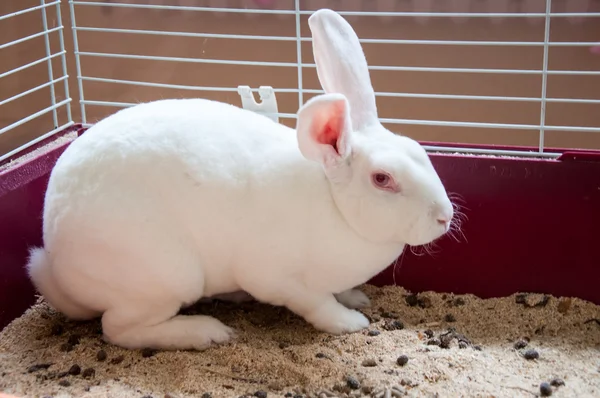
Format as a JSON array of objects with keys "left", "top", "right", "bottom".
[
  {"left": 296, "top": 93, "right": 352, "bottom": 167},
  {"left": 308, "top": 9, "right": 378, "bottom": 132}
]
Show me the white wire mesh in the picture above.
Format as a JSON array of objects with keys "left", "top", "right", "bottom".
[
  {"left": 1, "top": 1, "right": 599, "bottom": 161},
  {"left": 66, "top": 0, "right": 600, "bottom": 158},
  {"left": 0, "top": 0, "right": 73, "bottom": 163}
]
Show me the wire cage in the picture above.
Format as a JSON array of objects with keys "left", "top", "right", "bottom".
[
  {"left": 64, "top": 0, "right": 600, "bottom": 158},
  {"left": 0, "top": 0, "right": 73, "bottom": 163},
  {"left": 1, "top": 0, "right": 600, "bottom": 330}
]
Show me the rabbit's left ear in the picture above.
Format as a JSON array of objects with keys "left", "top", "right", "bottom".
[
  {"left": 308, "top": 9, "right": 379, "bottom": 132},
  {"left": 296, "top": 93, "right": 352, "bottom": 168}
]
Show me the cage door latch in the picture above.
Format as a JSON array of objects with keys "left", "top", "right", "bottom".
[{"left": 237, "top": 86, "right": 279, "bottom": 123}]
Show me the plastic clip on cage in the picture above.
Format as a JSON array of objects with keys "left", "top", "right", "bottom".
[{"left": 1, "top": 0, "right": 599, "bottom": 332}]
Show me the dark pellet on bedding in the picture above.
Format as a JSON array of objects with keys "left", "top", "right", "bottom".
[
  {"left": 550, "top": 378, "right": 565, "bottom": 387},
  {"left": 28, "top": 363, "right": 52, "bottom": 373},
  {"left": 315, "top": 353, "right": 326, "bottom": 358},
  {"left": 444, "top": 314, "right": 456, "bottom": 322},
  {"left": 345, "top": 376, "right": 360, "bottom": 390},
  {"left": 515, "top": 294, "right": 527, "bottom": 304},
  {"left": 536, "top": 295, "right": 550, "bottom": 307},
  {"left": 201, "top": 393, "right": 212, "bottom": 398},
  {"left": 514, "top": 339, "right": 529, "bottom": 349},
  {"left": 68, "top": 364, "right": 81, "bottom": 376},
  {"left": 418, "top": 297, "right": 432, "bottom": 308},
  {"left": 141, "top": 348, "right": 156, "bottom": 358},
  {"left": 406, "top": 294, "right": 431, "bottom": 308},
  {"left": 423, "top": 329, "right": 434, "bottom": 338},
  {"left": 367, "top": 329, "right": 380, "bottom": 336},
  {"left": 405, "top": 294, "right": 419, "bottom": 307},
  {"left": 383, "top": 320, "right": 404, "bottom": 331},
  {"left": 523, "top": 349, "right": 539, "bottom": 360},
  {"left": 50, "top": 323, "right": 64, "bottom": 336},
  {"left": 82, "top": 368, "right": 95, "bottom": 378},
  {"left": 539, "top": 382, "right": 553, "bottom": 396},
  {"left": 96, "top": 349, "right": 107, "bottom": 362},
  {"left": 426, "top": 338, "right": 441, "bottom": 346},
  {"left": 458, "top": 341, "right": 468, "bottom": 349},
  {"left": 60, "top": 343, "right": 74, "bottom": 352},
  {"left": 58, "top": 379, "right": 71, "bottom": 387},
  {"left": 440, "top": 334, "right": 453, "bottom": 349},
  {"left": 396, "top": 355, "right": 409, "bottom": 366},
  {"left": 110, "top": 355, "right": 125, "bottom": 365},
  {"left": 67, "top": 334, "right": 81, "bottom": 345},
  {"left": 453, "top": 298, "right": 466, "bottom": 306},
  {"left": 254, "top": 390, "right": 267, "bottom": 398},
  {"left": 361, "top": 358, "right": 377, "bottom": 367}
]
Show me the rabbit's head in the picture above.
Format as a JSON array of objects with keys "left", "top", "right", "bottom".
[{"left": 296, "top": 9, "right": 453, "bottom": 247}]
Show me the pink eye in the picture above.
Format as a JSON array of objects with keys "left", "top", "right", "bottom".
[
  {"left": 373, "top": 173, "right": 389, "bottom": 186},
  {"left": 371, "top": 172, "right": 399, "bottom": 192}
]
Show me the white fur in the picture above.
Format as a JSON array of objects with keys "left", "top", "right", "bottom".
[{"left": 27, "top": 9, "right": 453, "bottom": 351}]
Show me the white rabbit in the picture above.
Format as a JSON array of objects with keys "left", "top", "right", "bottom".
[{"left": 26, "top": 9, "right": 453, "bottom": 351}]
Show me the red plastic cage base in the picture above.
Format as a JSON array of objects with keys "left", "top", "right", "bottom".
[{"left": 1, "top": 124, "right": 599, "bottom": 330}]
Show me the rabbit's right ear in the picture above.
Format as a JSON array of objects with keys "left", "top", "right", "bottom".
[
  {"left": 308, "top": 9, "right": 379, "bottom": 132},
  {"left": 296, "top": 93, "right": 352, "bottom": 169}
]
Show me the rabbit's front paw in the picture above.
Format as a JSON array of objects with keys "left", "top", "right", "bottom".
[
  {"left": 311, "top": 307, "right": 370, "bottom": 335},
  {"left": 335, "top": 288, "right": 371, "bottom": 309}
]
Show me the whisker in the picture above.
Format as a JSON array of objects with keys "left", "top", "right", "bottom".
[
  {"left": 409, "top": 245, "right": 426, "bottom": 257},
  {"left": 445, "top": 193, "right": 469, "bottom": 244},
  {"left": 392, "top": 252, "right": 407, "bottom": 286}
]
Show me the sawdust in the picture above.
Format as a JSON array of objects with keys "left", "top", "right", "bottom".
[
  {"left": 1, "top": 285, "right": 599, "bottom": 398},
  {"left": 0, "top": 131, "right": 78, "bottom": 173}
]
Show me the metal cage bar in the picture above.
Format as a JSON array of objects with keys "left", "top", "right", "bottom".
[
  {"left": 69, "top": 1, "right": 600, "bottom": 18},
  {"left": 40, "top": 0, "right": 59, "bottom": 128},
  {"left": 294, "top": 0, "right": 304, "bottom": 109},
  {"left": 538, "top": 0, "right": 552, "bottom": 153},
  {"left": 0, "top": 0, "right": 73, "bottom": 163},
  {"left": 68, "top": 0, "right": 87, "bottom": 124}
]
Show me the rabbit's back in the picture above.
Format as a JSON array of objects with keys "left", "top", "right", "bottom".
[
  {"left": 47, "top": 99, "right": 307, "bottom": 210},
  {"left": 58, "top": 98, "right": 299, "bottom": 178}
]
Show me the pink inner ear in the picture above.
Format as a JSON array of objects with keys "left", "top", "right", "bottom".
[
  {"left": 314, "top": 102, "right": 345, "bottom": 155},
  {"left": 320, "top": 122, "right": 339, "bottom": 153}
]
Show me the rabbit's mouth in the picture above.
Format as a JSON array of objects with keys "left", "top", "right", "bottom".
[{"left": 405, "top": 196, "right": 467, "bottom": 254}]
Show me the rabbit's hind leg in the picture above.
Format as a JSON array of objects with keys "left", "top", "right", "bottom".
[
  {"left": 334, "top": 288, "right": 371, "bottom": 309},
  {"left": 101, "top": 302, "right": 235, "bottom": 351},
  {"left": 98, "top": 247, "right": 236, "bottom": 351}
]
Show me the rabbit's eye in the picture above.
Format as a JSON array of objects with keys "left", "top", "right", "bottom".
[
  {"left": 373, "top": 173, "right": 389, "bottom": 186},
  {"left": 371, "top": 172, "right": 399, "bottom": 193}
]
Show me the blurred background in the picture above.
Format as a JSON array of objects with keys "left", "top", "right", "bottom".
[{"left": 1, "top": 0, "right": 600, "bottom": 158}]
